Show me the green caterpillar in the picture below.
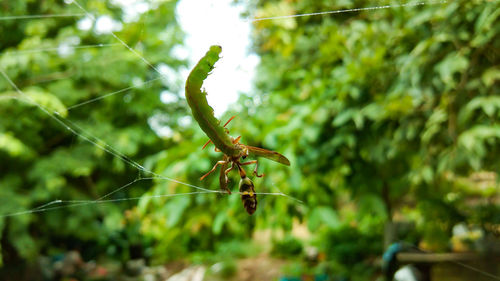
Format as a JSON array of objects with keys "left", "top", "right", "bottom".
[
  {"left": 185, "top": 45, "right": 290, "bottom": 215},
  {"left": 184, "top": 45, "right": 242, "bottom": 157}
]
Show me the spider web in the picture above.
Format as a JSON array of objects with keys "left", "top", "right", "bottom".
[
  {"left": 0, "top": 0, "right": 456, "bottom": 216},
  {"left": 1, "top": 0, "right": 306, "bottom": 219},
  {"left": 2, "top": 0, "right": 458, "bottom": 218},
  {"left": 0, "top": 0, "right": 472, "bottom": 216}
]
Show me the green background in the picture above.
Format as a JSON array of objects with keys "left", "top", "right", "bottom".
[{"left": 1, "top": 0, "right": 499, "bottom": 280}]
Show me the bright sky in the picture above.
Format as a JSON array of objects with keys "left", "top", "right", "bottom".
[
  {"left": 176, "top": 0, "right": 258, "bottom": 116},
  {"left": 80, "top": 0, "right": 256, "bottom": 118},
  {"left": 75, "top": 0, "right": 256, "bottom": 137}
]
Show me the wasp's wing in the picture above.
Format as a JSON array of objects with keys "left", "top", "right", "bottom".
[{"left": 244, "top": 145, "right": 290, "bottom": 166}]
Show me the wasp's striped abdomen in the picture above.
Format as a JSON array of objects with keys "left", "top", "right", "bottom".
[{"left": 239, "top": 176, "right": 257, "bottom": 215}]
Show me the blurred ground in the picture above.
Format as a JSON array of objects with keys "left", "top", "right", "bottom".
[{"left": 122, "top": 254, "right": 289, "bottom": 281}]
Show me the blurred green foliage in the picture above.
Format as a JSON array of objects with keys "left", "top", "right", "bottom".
[
  {"left": 1, "top": 0, "right": 500, "bottom": 279},
  {"left": 271, "top": 235, "right": 303, "bottom": 258},
  {"left": 0, "top": 0, "right": 185, "bottom": 269},
  {"left": 244, "top": 0, "right": 500, "bottom": 276}
]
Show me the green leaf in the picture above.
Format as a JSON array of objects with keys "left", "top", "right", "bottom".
[
  {"left": 482, "top": 67, "right": 500, "bottom": 87},
  {"left": 212, "top": 212, "right": 227, "bottom": 235},
  {"left": 24, "top": 87, "right": 68, "bottom": 117},
  {"left": 308, "top": 206, "right": 340, "bottom": 231},
  {"left": 332, "top": 109, "right": 355, "bottom": 127},
  {"left": 0, "top": 133, "right": 34, "bottom": 157},
  {"left": 165, "top": 196, "right": 190, "bottom": 227},
  {"left": 435, "top": 53, "right": 468, "bottom": 88}
]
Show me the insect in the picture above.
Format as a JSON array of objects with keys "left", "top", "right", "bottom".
[{"left": 185, "top": 45, "right": 290, "bottom": 215}]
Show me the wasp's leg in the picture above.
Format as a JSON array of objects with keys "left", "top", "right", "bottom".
[
  {"left": 219, "top": 161, "right": 232, "bottom": 194},
  {"left": 240, "top": 160, "right": 264, "bottom": 177},
  {"left": 224, "top": 165, "right": 234, "bottom": 177},
  {"left": 223, "top": 164, "right": 235, "bottom": 185},
  {"left": 200, "top": 160, "right": 227, "bottom": 181}
]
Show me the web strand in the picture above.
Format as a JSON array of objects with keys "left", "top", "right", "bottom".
[
  {"left": 67, "top": 77, "right": 162, "bottom": 110},
  {"left": 1, "top": 0, "right": 451, "bottom": 24},
  {"left": 453, "top": 261, "right": 500, "bottom": 281},
  {"left": 247, "top": 0, "right": 448, "bottom": 22},
  {"left": 0, "top": 191, "right": 293, "bottom": 218},
  {"left": 69, "top": 0, "right": 163, "bottom": 75},
  {"left": 9, "top": 43, "right": 121, "bottom": 55},
  {"left": 0, "top": 176, "right": 295, "bottom": 218},
  {"left": 0, "top": 190, "right": 213, "bottom": 218},
  {"left": 406, "top": 245, "right": 500, "bottom": 281},
  {"left": 0, "top": 13, "right": 85, "bottom": 21}
]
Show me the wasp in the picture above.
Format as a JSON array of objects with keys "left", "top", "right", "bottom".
[{"left": 198, "top": 116, "right": 290, "bottom": 215}]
